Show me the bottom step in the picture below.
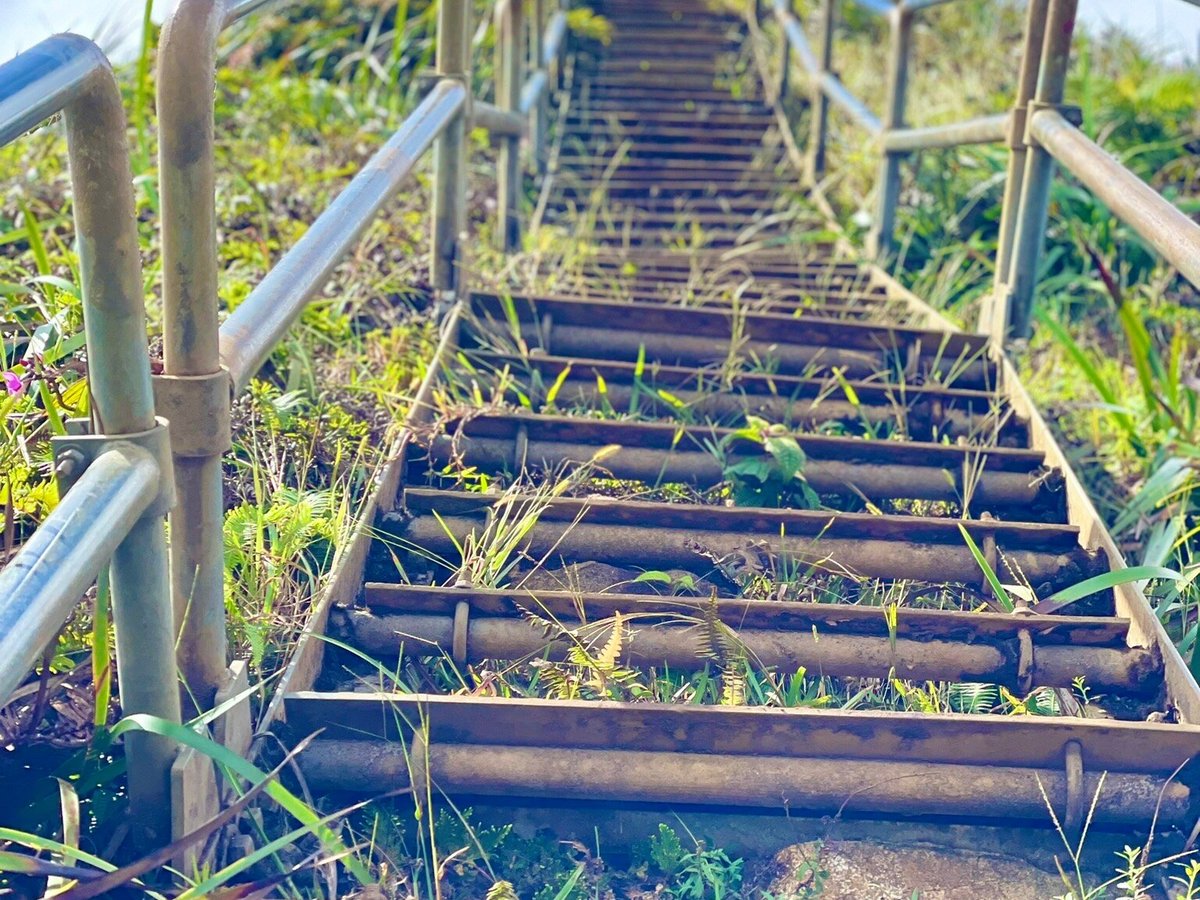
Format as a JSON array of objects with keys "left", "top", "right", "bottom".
[{"left": 281, "top": 692, "right": 1200, "bottom": 830}]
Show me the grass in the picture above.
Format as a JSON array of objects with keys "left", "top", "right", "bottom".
[
  {"left": 2, "top": 0, "right": 1199, "bottom": 895},
  {"left": 0, "top": 0, "right": 485, "bottom": 865},
  {"left": 764, "top": 0, "right": 1200, "bottom": 675}
]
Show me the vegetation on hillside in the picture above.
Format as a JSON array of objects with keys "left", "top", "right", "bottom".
[
  {"left": 1, "top": 0, "right": 1199, "bottom": 896},
  {"left": 778, "top": 0, "right": 1200, "bottom": 673}
]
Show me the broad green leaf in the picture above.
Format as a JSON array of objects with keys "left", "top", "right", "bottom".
[
  {"left": 764, "top": 435, "right": 805, "bottom": 482},
  {"left": 725, "top": 458, "right": 772, "bottom": 482}
]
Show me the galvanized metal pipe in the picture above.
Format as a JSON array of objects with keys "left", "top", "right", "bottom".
[
  {"left": 985, "top": 0, "right": 1049, "bottom": 338},
  {"left": 432, "top": 0, "right": 471, "bottom": 295},
  {"left": 848, "top": 0, "right": 894, "bottom": 16},
  {"left": 221, "top": 0, "right": 278, "bottom": 25},
  {"left": 342, "top": 609, "right": 1156, "bottom": 693},
  {"left": 819, "top": 71, "right": 884, "bottom": 137},
  {"left": 496, "top": 0, "right": 524, "bottom": 251},
  {"left": 299, "top": 738, "right": 1189, "bottom": 826},
  {"left": 220, "top": 80, "right": 467, "bottom": 390},
  {"left": 0, "top": 447, "right": 156, "bottom": 704},
  {"left": 1030, "top": 108, "right": 1200, "bottom": 291},
  {"left": 519, "top": 70, "right": 549, "bottom": 116},
  {"left": 472, "top": 100, "right": 524, "bottom": 136},
  {"left": 543, "top": 11, "right": 567, "bottom": 69},
  {"left": 773, "top": 0, "right": 820, "bottom": 77},
  {"left": 64, "top": 41, "right": 182, "bottom": 846},
  {"left": 900, "top": 0, "right": 962, "bottom": 9},
  {"left": 869, "top": 6, "right": 912, "bottom": 259},
  {"left": 0, "top": 35, "right": 183, "bottom": 844},
  {"left": 883, "top": 113, "right": 1009, "bottom": 153},
  {"left": 808, "top": 0, "right": 836, "bottom": 179},
  {"left": 1005, "top": 0, "right": 1078, "bottom": 340},
  {"left": 530, "top": 0, "right": 548, "bottom": 174},
  {"left": 157, "top": 0, "right": 232, "bottom": 711}
]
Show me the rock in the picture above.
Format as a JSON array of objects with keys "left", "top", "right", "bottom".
[
  {"left": 750, "top": 840, "right": 1066, "bottom": 899},
  {"left": 517, "top": 561, "right": 647, "bottom": 593},
  {"left": 516, "top": 561, "right": 729, "bottom": 596}
]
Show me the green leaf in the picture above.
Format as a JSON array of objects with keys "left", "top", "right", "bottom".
[
  {"left": 0, "top": 828, "right": 120, "bottom": 876},
  {"left": 634, "top": 570, "right": 673, "bottom": 584},
  {"left": 544, "top": 363, "right": 572, "bottom": 409},
  {"left": 552, "top": 865, "right": 586, "bottom": 900},
  {"left": 1033, "top": 566, "right": 1182, "bottom": 615},
  {"left": 763, "top": 434, "right": 805, "bottom": 482},
  {"left": 957, "top": 524, "right": 1014, "bottom": 612},
  {"left": 724, "top": 458, "right": 772, "bottom": 482}
]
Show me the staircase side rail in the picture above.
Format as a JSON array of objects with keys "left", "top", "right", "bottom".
[
  {"left": 155, "top": 0, "right": 565, "bottom": 715},
  {"left": 0, "top": 34, "right": 180, "bottom": 845}
]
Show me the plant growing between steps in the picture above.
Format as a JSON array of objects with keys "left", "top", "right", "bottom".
[
  {"left": 957, "top": 522, "right": 1183, "bottom": 616},
  {"left": 709, "top": 415, "right": 820, "bottom": 509}
]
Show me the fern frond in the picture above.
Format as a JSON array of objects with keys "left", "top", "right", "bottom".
[
  {"left": 514, "top": 603, "right": 562, "bottom": 641},
  {"left": 595, "top": 611, "right": 624, "bottom": 672},
  {"left": 720, "top": 661, "right": 746, "bottom": 706},
  {"left": 486, "top": 880, "right": 520, "bottom": 900}
]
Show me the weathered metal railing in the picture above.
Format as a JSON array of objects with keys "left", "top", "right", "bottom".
[
  {"left": 768, "top": 0, "right": 999, "bottom": 257},
  {"left": 0, "top": 34, "right": 182, "bottom": 845},
  {"left": 156, "top": 0, "right": 564, "bottom": 718},
  {"left": 767, "top": 0, "right": 1200, "bottom": 343},
  {"left": 0, "top": 0, "right": 562, "bottom": 845}
]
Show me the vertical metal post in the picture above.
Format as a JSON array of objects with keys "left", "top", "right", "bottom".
[
  {"left": 497, "top": 0, "right": 525, "bottom": 251},
  {"left": 997, "top": 0, "right": 1077, "bottom": 341},
  {"left": 156, "top": 0, "right": 230, "bottom": 714},
  {"left": 531, "top": 0, "right": 548, "bottom": 175},
  {"left": 64, "top": 37, "right": 182, "bottom": 845},
  {"left": 777, "top": 0, "right": 791, "bottom": 103},
  {"left": 869, "top": 6, "right": 912, "bottom": 260},
  {"left": 433, "top": 0, "right": 472, "bottom": 293},
  {"left": 983, "top": 0, "right": 1050, "bottom": 338},
  {"left": 807, "top": 0, "right": 835, "bottom": 182}
]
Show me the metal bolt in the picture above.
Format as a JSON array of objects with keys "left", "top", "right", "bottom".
[{"left": 54, "top": 449, "right": 85, "bottom": 479}]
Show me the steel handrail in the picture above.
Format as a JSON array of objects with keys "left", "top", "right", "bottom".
[
  {"left": 819, "top": 69, "right": 883, "bottom": 135},
  {"left": 771, "top": 0, "right": 1001, "bottom": 256},
  {"left": 771, "top": 0, "right": 1200, "bottom": 343},
  {"left": 1030, "top": 107, "right": 1200, "bottom": 295},
  {"left": 0, "top": 34, "right": 181, "bottom": 845},
  {"left": 156, "top": 0, "right": 566, "bottom": 720},
  {"left": 883, "top": 113, "right": 1009, "bottom": 152},
  {"left": 0, "top": 446, "right": 157, "bottom": 701},
  {"left": 219, "top": 80, "right": 467, "bottom": 390}
]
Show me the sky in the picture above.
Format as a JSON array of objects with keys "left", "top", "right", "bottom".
[{"left": 3, "top": 0, "right": 1200, "bottom": 64}]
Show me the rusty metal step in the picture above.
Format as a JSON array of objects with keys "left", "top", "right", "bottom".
[
  {"left": 564, "top": 111, "right": 776, "bottom": 128},
  {"left": 475, "top": 285, "right": 894, "bottom": 313},
  {"left": 544, "top": 276, "right": 889, "bottom": 299},
  {"left": 284, "top": 693, "right": 1196, "bottom": 828},
  {"left": 539, "top": 288, "right": 904, "bottom": 319},
  {"left": 454, "top": 348, "right": 1026, "bottom": 444},
  {"left": 262, "top": 0, "right": 1200, "bottom": 849},
  {"left": 464, "top": 294, "right": 997, "bottom": 389},
  {"left": 558, "top": 149, "right": 781, "bottom": 165},
  {"left": 387, "top": 487, "right": 1107, "bottom": 596},
  {"left": 409, "top": 412, "right": 1064, "bottom": 518},
  {"left": 345, "top": 583, "right": 1144, "bottom": 693}
]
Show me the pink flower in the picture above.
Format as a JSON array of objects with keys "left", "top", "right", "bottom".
[{"left": 3, "top": 371, "right": 24, "bottom": 396}]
